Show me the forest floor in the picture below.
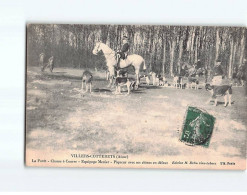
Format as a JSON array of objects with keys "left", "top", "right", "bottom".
[{"left": 25, "top": 66, "right": 247, "bottom": 169}]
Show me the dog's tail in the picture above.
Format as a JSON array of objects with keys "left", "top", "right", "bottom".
[{"left": 143, "top": 59, "right": 146, "bottom": 70}]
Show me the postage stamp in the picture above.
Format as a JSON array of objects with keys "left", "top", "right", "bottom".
[{"left": 180, "top": 106, "right": 216, "bottom": 147}]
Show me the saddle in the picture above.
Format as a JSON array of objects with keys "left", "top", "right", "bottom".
[
  {"left": 116, "top": 51, "right": 128, "bottom": 60},
  {"left": 116, "top": 52, "right": 128, "bottom": 69}
]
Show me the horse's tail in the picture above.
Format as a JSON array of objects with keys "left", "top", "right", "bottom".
[{"left": 143, "top": 59, "right": 146, "bottom": 70}]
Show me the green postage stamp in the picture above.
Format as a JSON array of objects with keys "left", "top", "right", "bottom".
[{"left": 180, "top": 106, "right": 216, "bottom": 147}]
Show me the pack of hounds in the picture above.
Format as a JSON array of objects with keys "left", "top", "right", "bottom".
[{"left": 81, "top": 69, "right": 237, "bottom": 107}]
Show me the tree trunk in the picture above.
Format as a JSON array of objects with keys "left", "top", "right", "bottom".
[
  {"left": 162, "top": 41, "right": 166, "bottom": 76},
  {"left": 239, "top": 28, "right": 246, "bottom": 66},
  {"left": 170, "top": 40, "right": 176, "bottom": 76},
  {"left": 190, "top": 27, "right": 196, "bottom": 64},
  {"left": 215, "top": 28, "right": 220, "bottom": 63},
  {"left": 228, "top": 39, "right": 234, "bottom": 78},
  {"left": 231, "top": 43, "right": 237, "bottom": 78},
  {"left": 178, "top": 37, "right": 183, "bottom": 74}
]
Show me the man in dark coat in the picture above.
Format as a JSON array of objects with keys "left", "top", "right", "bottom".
[
  {"left": 116, "top": 36, "right": 130, "bottom": 69},
  {"left": 196, "top": 59, "right": 203, "bottom": 69},
  {"left": 212, "top": 59, "right": 224, "bottom": 85}
]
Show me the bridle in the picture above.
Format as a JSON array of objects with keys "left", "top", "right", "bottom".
[
  {"left": 94, "top": 42, "right": 101, "bottom": 54},
  {"left": 94, "top": 42, "right": 116, "bottom": 59}
]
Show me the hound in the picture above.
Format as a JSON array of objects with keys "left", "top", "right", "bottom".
[
  {"left": 150, "top": 72, "right": 157, "bottom": 86},
  {"left": 187, "top": 77, "right": 199, "bottom": 90},
  {"left": 157, "top": 74, "right": 167, "bottom": 86},
  {"left": 106, "top": 70, "right": 110, "bottom": 81},
  {"left": 81, "top": 70, "right": 93, "bottom": 93},
  {"left": 150, "top": 72, "right": 164, "bottom": 86},
  {"left": 115, "top": 70, "right": 135, "bottom": 94},
  {"left": 205, "top": 84, "right": 232, "bottom": 107},
  {"left": 144, "top": 75, "right": 150, "bottom": 85},
  {"left": 116, "top": 69, "right": 128, "bottom": 77},
  {"left": 139, "top": 74, "right": 150, "bottom": 85},
  {"left": 173, "top": 76, "right": 183, "bottom": 89}
]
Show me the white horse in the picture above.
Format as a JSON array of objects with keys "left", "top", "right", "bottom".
[{"left": 92, "top": 42, "right": 146, "bottom": 87}]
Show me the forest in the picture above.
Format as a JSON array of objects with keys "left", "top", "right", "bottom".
[{"left": 27, "top": 24, "right": 247, "bottom": 78}]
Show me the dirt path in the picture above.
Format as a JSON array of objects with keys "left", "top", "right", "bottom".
[{"left": 25, "top": 67, "right": 247, "bottom": 169}]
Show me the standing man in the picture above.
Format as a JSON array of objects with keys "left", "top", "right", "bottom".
[
  {"left": 196, "top": 59, "right": 203, "bottom": 69},
  {"left": 39, "top": 53, "right": 45, "bottom": 71},
  {"left": 212, "top": 59, "right": 224, "bottom": 86},
  {"left": 116, "top": 36, "right": 130, "bottom": 70},
  {"left": 195, "top": 59, "right": 205, "bottom": 77}
]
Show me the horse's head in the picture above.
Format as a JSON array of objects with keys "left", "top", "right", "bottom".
[{"left": 92, "top": 42, "right": 102, "bottom": 55}]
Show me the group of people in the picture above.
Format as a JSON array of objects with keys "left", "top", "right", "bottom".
[
  {"left": 39, "top": 53, "right": 54, "bottom": 72},
  {"left": 40, "top": 35, "right": 247, "bottom": 97},
  {"left": 119, "top": 36, "right": 247, "bottom": 98}
]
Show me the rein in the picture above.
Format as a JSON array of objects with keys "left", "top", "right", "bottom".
[{"left": 96, "top": 42, "right": 116, "bottom": 59}]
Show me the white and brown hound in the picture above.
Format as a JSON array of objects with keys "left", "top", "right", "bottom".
[
  {"left": 187, "top": 77, "right": 199, "bottom": 90},
  {"left": 114, "top": 70, "right": 135, "bottom": 94},
  {"left": 205, "top": 83, "right": 232, "bottom": 107},
  {"left": 150, "top": 72, "right": 166, "bottom": 86},
  {"left": 173, "top": 76, "right": 183, "bottom": 89},
  {"left": 81, "top": 70, "right": 93, "bottom": 93},
  {"left": 140, "top": 74, "right": 150, "bottom": 85}
]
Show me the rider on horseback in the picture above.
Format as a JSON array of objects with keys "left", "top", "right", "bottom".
[{"left": 116, "top": 36, "right": 130, "bottom": 70}]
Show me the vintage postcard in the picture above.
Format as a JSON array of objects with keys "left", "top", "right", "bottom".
[{"left": 25, "top": 24, "right": 247, "bottom": 169}]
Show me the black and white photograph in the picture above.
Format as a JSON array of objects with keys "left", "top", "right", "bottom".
[
  {"left": 2, "top": 0, "right": 247, "bottom": 192},
  {"left": 25, "top": 24, "right": 247, "bottom": 169}
]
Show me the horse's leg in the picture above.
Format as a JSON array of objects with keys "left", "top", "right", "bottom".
[
  {"left": 107, "top": 76, "right": 113, "bottom": 88},
  {"left": 90, "top": 83, "right": 92, "bottom": 93},
  {"left": 135, "top": 69, "right": 140, "bottom": 88}
]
